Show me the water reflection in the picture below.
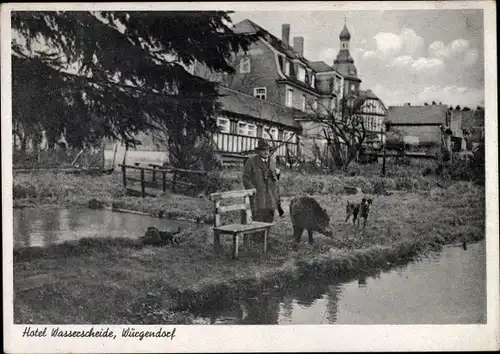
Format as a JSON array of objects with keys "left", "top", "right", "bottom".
[
  {"left": 325, "top": 284, "right": 341, "bottom": 323},
  {"left": 241, "top": 295, "right": 280, "bottom": 324},
  {"left": 194, "top": 241, "right": 486, "bottom": 325},
  {"left": 281, "top": 295, "right": 294, "bottom": 318},
  {"left": 13, "top": 208, "right": 196, "bottom": 248},
  {"left": 357, "top": 273, "right": 367, "bottom": 288}
]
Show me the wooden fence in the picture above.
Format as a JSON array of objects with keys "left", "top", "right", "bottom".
[{"left": 119, "top": 163, "right": 207, "bottom": 197}]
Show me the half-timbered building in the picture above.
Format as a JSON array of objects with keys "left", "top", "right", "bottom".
[{"left": 213, "top": 85, "right": 303, "bottom": 164}]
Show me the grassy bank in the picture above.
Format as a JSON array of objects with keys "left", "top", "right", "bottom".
[
  {"left": 13, "top": 164, "right": 442, "bottom": 219},
  {"left": 13, "top": 181, "right": 485, "bottom": 324}
]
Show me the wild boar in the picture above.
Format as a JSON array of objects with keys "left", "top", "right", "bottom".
[{"left": 289, "top": 196, "right": 333, "bottom": 246}]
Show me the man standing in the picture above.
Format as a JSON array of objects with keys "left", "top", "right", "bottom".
[{"left": 242, "top": 139, "right": 280, "bottom": 223}]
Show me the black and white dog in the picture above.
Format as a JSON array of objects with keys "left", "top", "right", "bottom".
[{"left": 345, "top": 198, "right": 373, "bottom": 229}]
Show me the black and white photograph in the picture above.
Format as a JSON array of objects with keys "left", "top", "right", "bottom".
[{"left": 2, "top": 1, "right": 498, "bottom": 353}]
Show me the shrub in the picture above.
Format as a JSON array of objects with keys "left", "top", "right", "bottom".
[
  {"left": 371, "top": 178, "right": 394, "bottom": 195},
  {"left": 13, "top": 184, "right": 36, "bottom": 199}
]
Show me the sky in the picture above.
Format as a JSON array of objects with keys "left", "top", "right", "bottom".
[{"left": 230, "top": 9, "right": 485, "bottom": 108}]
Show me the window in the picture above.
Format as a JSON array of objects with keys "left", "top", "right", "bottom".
[
  {"left": 312, "top": 99, "right": 318, "bottom": 111},
  {"left": 351, "top": 84, "right": 355, "bottom": 91},
  {"left": 265, "top": 126, "right": 278, "bottom": 141},
  {"left": 301, "top": 95, "right": 306, "bottom": 111},
  {"left": 311, "top": 74, "right": 315, "bottom": 88},
  {"left": 247, "top": 124, "right": 257, "bottom": 137},
  {"left": 253, "top": 87, "right": 267, "bottom": 100},
  {"left": 238, "top": 122, "right": 246, "bottom": 135},
  {"left": 286, "top": 88, "right": 293, "bottom": 107},
  {"left": 217, "top": 117, "right": 230, "bottom": 133},
  {"left": 283, "top": 131, "right": 295, "bottom": 143},
  {"left": 239, "top": 57, "right": 250, "bottom": 73},
  {"left": 284, "top": 61, "right": 291, "bottom": 75},
  {"left": 330, "top": 98, "right": 336, "bottom": 112},
  {"left": 238, "top": 122, "right": 256, "bottom": 137},
  {"left": 297, "top": 66, "right": 306, "bottom": 82},
  {"left": 333, "top": 78, "right": 340, "bottom": 93}
]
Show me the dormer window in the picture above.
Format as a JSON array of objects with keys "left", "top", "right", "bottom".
[
  {"left": 284, "top": 61, "right": 291, "bottom": 76},
  {"left": 297, "top": 66, "right": 306, "bottom": 82},
  {"left": 239, "top": 57, "right": 251, "bottom": 73}
]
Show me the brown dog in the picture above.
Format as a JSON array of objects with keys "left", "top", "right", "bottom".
[{"left": 345, "top": 198, "right": 373, "bottom": 228}]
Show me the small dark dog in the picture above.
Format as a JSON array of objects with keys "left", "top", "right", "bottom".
[
  {"left": 277, "top": 202, "right": 285, "bottom": 217},
  {"left": 345, "top": 198, "right": 373, "bottom": 228},
  {"left": 141, "top": 226, "right": 181, "bottom": 246}
]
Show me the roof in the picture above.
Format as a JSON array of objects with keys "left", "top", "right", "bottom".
[
  {"left": 333, "top": 49, "right": 360, "bottom": 81},
  {"left": 358, "top": 90, "right": 388, "bottom": 114},
  {"left": 387, "top": 105, "right": 449, "bottom": 125},
  {"left": 217, "top": 86, "right": 302, "bottom": 129},
  {"left": 233, "top": 19, "right": 339, "bottom": 78},
  {"left": 276, "top": 76, "right": 326, "bottom": 96},
  {"left": 308, "top": 61, "right": 333, "bottom": 72},
  {"left": 358, "top": 89, "right": 379, "bottom": 100},
  {"left": 339, "top": 24, "right": 351, "bottom": 40},
  {"left": 232, "top": 19, "right": 304, "bottom": 61}
]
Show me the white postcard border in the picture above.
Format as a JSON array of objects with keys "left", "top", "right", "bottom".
[{"left": 2, "top": 1, "right": 498, "bottom": 353}]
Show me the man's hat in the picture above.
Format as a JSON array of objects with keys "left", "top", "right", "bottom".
[{"left": 255, "top": 139, "right": 271, "bottom": 151}]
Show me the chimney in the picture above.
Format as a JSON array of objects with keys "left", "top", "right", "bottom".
[
  {"left": 293, "top": 36, "right": 304, "bottom": 57},
  {"left": 282, "top": 24, "right": 290, "bottom": 47}
]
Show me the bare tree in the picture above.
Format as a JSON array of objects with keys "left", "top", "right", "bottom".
[{"left": 308, "top": 94, "right": 376, "bottom": 171}]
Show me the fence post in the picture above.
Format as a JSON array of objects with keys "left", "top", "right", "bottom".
[
  {"left": 140, "top": 168, "right": 145, "bottom": 198},
  {"left": 122, "top": 164, "right": 127, "bottom": 189},
  {"left": 382, "top": 147, "right": 386, "bottom": 176},
  {"left": 162, "top": 171, "right": 166, "bottom": 192},
  {"left": 172, "top": 172, "right": 177, "bottom": 192},
  {"left": 100, "top": 139, "right": 105, "bottom": 171},
  {"left": 152, "top": 166, "right": 156, "bottom": 183}
]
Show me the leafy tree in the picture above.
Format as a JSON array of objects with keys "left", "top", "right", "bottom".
[
  {"left": 12, "top": 11, "right": 259, "bottom": 168},
  {"left": 462, "top": 106, "right": 471, "bottom": 111},
  {"left": 455, "top": 105, "right": 461, "bottom": 110},
  {"left": 432, "top": 101, "right": 436, "bottom": 105},
  {"left": 424, "top": 102, "right": 428, "bottom": 106}
]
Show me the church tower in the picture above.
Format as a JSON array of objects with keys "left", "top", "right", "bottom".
[{"left": 332, "top": 21, "right": 361, "bottom": 95}]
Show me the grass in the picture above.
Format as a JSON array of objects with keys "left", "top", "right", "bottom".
[
  {"left": 13, "top": 160, "right": 442, "bottom": 216},
  {"left": 13, "top": 179, "right": 485, "bottom": 324}
]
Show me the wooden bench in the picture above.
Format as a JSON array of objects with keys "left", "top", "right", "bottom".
[{"left": 209, "top": 188, "right": 274, "bottom": 259}]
